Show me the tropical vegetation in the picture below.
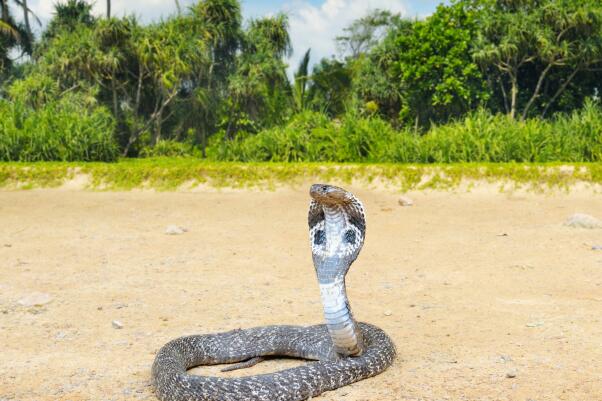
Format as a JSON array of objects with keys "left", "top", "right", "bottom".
[{"left": 0, "top": 0, "right": 601, "bottom": 163}]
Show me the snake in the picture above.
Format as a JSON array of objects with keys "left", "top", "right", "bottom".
[{"left": 152, "top": 184, "right": 396, "bottom": 401}]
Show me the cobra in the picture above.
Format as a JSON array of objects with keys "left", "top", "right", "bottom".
[{"left": 152, "top": 184, "right": 396, "bottom": 401}]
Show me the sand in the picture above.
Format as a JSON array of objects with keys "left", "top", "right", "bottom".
[{"left": 1, "top": 185, "right": 601, "bottom": 401}]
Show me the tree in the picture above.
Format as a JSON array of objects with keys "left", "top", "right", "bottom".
[
  {"left": 293, "top": 48, "right": 311, "bottom": 112},
  {"left": 386, "top": 1, "right": 489, "bottom": 128},
  {"left": 15, "top": 0, "right": 41, "bottom": 41},
  {"left": 42, "top": 0, "right": 95, "bottom": 42},
  {"left": 1, "top": 0, "right": 33, "bottom": 75},
  {"left": 336, "top": 9, "right": 398, "bottom": 59},
  {"left": 224, "top": 13, "right": 291, "bottom": 137},
  {"left": 474, "top": 0, "right": 602, "bottom": 119},
  {"left": 309, "top": 58, "right": 353, "bottom": 116},
  {"left": 106, "top": 0, "right": 110, "bottom": 18}
]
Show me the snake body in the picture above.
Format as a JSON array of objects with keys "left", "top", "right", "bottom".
[{"left": 152, "top": 184, "right": 396, "bottom": 400}]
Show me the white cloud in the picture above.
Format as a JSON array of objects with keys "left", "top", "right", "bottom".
[
  {"left": 284, "top": 0, "right": 408, "bottom": 74},
  {"left": 27, "top": 0, "right": 192, "bottom": 27}
]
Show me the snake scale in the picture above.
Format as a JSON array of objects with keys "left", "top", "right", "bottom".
[{"left": 152, "top": 184, "right": 396, "bottom": 401}]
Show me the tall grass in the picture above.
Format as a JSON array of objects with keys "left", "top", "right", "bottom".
[
  {"left": 210, "top": 102, "right": 602, "bottom": 163},
  {"left": 0, "top": 95, "right": 117, "bottom": 162}
]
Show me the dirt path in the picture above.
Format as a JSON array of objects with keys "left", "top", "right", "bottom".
[{"left": 1, "top": 186, "right": 601, "bottom": 401}]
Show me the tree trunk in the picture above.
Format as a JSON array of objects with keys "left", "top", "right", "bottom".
[
  {"left": 509, "top": 74, "right": 518, "bottom": 120},
  {"left": 153, "top": 110, "right": 162, "bottom": 145},
  {"left": 22, "top": 0, "right": 31, "bottom": 39},
  {"left": 541, "top": 67, "right": 580, "bottom": 118},
  {"left": 1, "top": 1, "right": 8, "bottom": 21},
  {"left": 521, "top": 63, "right": 553, "bottom": 121},
  {"left": 499, "top": 79, "right": 509, "bottom": 114},
  {"left": 111, "top": 73, "right": 119, "bottom": 117},
  {"left": 175, "top": 0, "right": 181, "bottom": 15},
  {"left": 106, "top": 0, "right": 111, "bottom": 18}
]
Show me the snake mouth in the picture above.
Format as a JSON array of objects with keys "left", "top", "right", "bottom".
[{"left": 310, "top": 184, "right": 351, "bottom": 206}]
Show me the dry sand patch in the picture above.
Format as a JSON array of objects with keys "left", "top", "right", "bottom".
[{"left": 0, "top": 186, "right": 601, "bottom": 401}]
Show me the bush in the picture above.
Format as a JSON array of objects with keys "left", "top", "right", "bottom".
[
  {"left": 0, "top": 90, "right": 117, "bottom": 162},
  {"left": 140, "top": 140, "right": 199, "bottom": 158},
  {"left": 211, "top": 103, "right": 602, "bottom": 163}
]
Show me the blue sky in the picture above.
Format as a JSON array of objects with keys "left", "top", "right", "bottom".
[{"left": 26, "top": 0, "right": 448, "bottom": 72}]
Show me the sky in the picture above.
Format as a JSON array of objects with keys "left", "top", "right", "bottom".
[{"left": 24, "top": 0, "right": 448, "bottom": 72}]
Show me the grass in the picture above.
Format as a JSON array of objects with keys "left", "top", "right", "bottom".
[{"left": 0, "top": 159, "right": 600, "bottom": 192}]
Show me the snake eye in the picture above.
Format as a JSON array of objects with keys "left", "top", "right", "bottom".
[
  {"left": 344, "top": 229, "right": 356, "bottom": 244},
  {"left": 321, "top": 185, "right": 328, "bottom": 192},
  {"left": 314, "top": 230, "right": 326, "bottom": 245}
]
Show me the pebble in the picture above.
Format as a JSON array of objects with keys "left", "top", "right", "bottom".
[
  {"left": 398, "top": 196, "right": 414, "bottom": 207},
  {"left": 112, "top": 320, "right": 124, "bottom": 329},
  {"left": 506, "top": 369, "right": 517, "bottom": 378},
  {"left": 384, "top": 310, "right": 392, "bottom": 316},
  {"left": 526, "top": 321, "right": 544, "bottom": 328},
  {"left": 18, "top": 292, "right": 52, "bottom": 307},
  {"left": 564, "top": 213, "right": 602, "bottom": 229},
  {"left": 165, "top": 225, "right": 188, "bottom": 235},
  {"left": 592, "top": 245, "right": 602, "bottom": 251}
]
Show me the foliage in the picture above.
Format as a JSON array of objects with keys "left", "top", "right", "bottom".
[
  {"left": 336, "top": 9, "right": 399, "bottom": 59},
  {"left": 0, "top": 92, "right": 117, "bottom": 162},
  {"left": 308, "top": 58, "right": 353, "bottom": 117},
  {"left": 140, "top": 140, "right": 198, "bottom": 158},
  {"left": 1, "top": 0, "right": 602, "bottom": 163},
  {"left": 212, "top": 102, "right": 602, "bottom": 163},
  {"left": 474, "top": 0, "right": 602, "bottom": 119},
  {"left": 41, "top": 0, "right": 95, "bottom": 42},
  {"left": 387, "top": 1, "right": 489, "bottom": 127}
]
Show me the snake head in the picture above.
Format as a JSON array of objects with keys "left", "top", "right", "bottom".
[
  {"left": 309, "top": 184, "right": 353, "bottom": 206},
  {"left": 308, "top": 184, "right": 366, "bottom": 281}
]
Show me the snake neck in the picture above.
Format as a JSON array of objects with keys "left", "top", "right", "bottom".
[
  {"left": 319, "top": 276, "right": 365, "bottom": 357},
  {"left": 312, "top": 203, "right": 366, "bottom": 357}
]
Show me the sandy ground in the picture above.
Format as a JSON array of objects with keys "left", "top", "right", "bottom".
[{"left": 1, "top": 184, "right": 601, "bottom": 401}]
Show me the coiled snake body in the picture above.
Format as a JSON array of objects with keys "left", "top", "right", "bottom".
[{"left": 152, "top": 185, "right": 396, "bottom": 400}]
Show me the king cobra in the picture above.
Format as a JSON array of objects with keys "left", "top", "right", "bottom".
[{"left": 152, "top": 184, "right": 396, "bottom": 400}]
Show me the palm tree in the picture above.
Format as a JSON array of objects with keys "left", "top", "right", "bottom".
[
  {"left": 106, "top": 0, "right": 110, "bottom": 18},
  {"left": 13, "top": 0, "right": 41, "bottom": 41},
  {"left": 293, "top": 48, "right": 311, "bottom": 112}
]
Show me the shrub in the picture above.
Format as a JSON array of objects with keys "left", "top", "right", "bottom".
[
  {"left": 140, "top": 140, "right": 199, "bottom": 158},
  {"left": 0, "top": 92, "right": 117, "bottom": 162},
  {"left": 212, "top": 103, "right": 602, "bottom": 163}
]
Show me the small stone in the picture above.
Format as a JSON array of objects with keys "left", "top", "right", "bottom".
[
  {"left": 564, "top": 213, "right": 602, "bottom": 229},
  {"left": 398, "top": 196, "right": 414, "bottom": 207},
  {"left": 506, "top": 369, "right": 517, "bottom": 378},
  {"left": 526, "top": 321, "right": 544, "bottom": 328},
  {"left": 112, "top": 320, "right": 124, "bottom": 329},
  {"left": 592, "top": 245, "right": 602, "bottom": 251},
  {"left": 165, "top": 225, "right": 188, "bottom": 235},
  {"left": 18, "top": 292, "right": 52, "bottom": 307},
  {"left": 55, "top": 331, "right": 68, "bottom": 340},
  {"left": 384, "top": 310, "right": 392, "bottom": 316},
  {"left": 4, "top": 244, "right": 12, "bottom": 247}
]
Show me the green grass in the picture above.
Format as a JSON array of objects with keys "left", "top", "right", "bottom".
[{"left": 0, "top": 159, "right": 600, "bottom": 192}]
